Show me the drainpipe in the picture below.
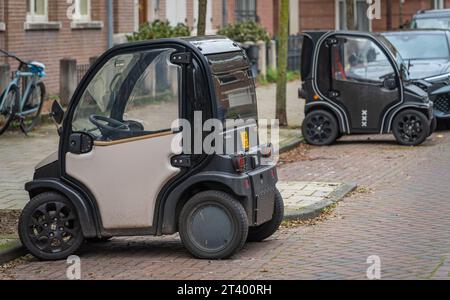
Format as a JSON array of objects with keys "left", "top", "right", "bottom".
[
  {"left": 222, "top": 0, "right": 228, "bottom": 26},
  {"left": 107, "top": 0, "right": 114, "bottom": 48}
]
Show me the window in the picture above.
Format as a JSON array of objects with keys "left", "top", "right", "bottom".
[
  {"left": 384, "top": 33, "right": 450, "bottom": 60},
  {"left": 336, "top": 0, "right": 370, "bottom": 31},
  {"left": 72, "top": 49, "right": 181, "bottom": 141},
  {"left": 27, "top": 0, "right": 48, "bottom": 22},
  {"left": 73, "top": 0, "right": 91, "bottom": 21},
  {"left": 434, "top": 0, "right": 444, "bottom": 9},
  {"left": 332, "top": 37, "right": 394, "bottom": 83},
  {"left": 235, "top": 0, "right": 257, "bottom": 22}
]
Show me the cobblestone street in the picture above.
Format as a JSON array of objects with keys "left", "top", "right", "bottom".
[{"left": 2, "top": 130, "right": 450, "bottom": 279}]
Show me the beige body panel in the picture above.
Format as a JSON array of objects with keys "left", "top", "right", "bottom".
[{"left": 66, "top": 133, "right": 182, "bottom": 229}]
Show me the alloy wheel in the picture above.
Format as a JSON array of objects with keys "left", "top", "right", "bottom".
[{"left": 27, "top": 201, "right": 80, "bottom": 254}]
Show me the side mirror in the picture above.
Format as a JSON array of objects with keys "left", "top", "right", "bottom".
[
  {"left": 50, "top": 100, "right": 64, "bottom": 125},
  {"left": 383, "top": 78, "right": 397, "bottom": 90}
]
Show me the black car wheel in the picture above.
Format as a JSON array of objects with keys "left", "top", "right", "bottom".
[
  {"left": 18, "top": 192, "right": 84, "bottom": 261},
  {"left": 393, "top": 109, "right": 429, "bottom": 146},
  {"left": 302, "top": 110, "right": 339, "bottom": 146},
  {"left": 179, "top": 191, "right": 248, "bottom": 260},
  {"left": 247, "top": 189, "right": 284, "bottom": 242}
]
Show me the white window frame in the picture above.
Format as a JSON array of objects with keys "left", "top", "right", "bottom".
[
  {"left": 72, "top": 0, "right": 91, "bottom": 22},
  {"left": 27, "top": 0, "right": 48, "bottom": 23},
  {"left": 335, "top": 0, "right": 372, "bottom": 32},
  {"left": 434, "top": 0, "right": 444, "bottom": 9}
]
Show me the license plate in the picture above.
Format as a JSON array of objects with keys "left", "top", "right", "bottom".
[{"left": 240, "top": 131, "right": 249, "bottom": 151}]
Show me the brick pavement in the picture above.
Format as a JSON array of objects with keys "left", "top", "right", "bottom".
[{"left": 2, "top": 131, "right": 450, "bottom": 279}]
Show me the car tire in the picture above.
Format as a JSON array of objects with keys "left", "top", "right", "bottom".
[
  {"left": 392, "top": 109, "right": 429, "bottom": 146},
  {"left": 247, "top": 189, "right": 284, "bottom": 242},
  {"left": 179, "top": 191, "right": 248, "bottom": 260},
  {"left": 18, "top": 192, "right": 84, "bottom": 261},
  {"left": 302, "top": 110, "right": 339, "bottom": 146}
]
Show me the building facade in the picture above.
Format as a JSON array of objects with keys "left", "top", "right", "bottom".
[{"left": 2, "top": 0, "right": 450, "bottom": 94}]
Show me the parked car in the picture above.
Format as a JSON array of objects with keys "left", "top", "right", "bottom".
[
  {"left": 18, "top": 36, "right": 284, "bottom": 261},
  {"left": 382, "top": 30, "right": 450, "bottom": 119},
  {"left": 299, "top": 30, "right": 435, "bottom": 146},
  {"left": 411, "top": 9, "right": 450, "bottom": 30}
]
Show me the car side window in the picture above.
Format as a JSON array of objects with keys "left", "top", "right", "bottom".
[
  {"left": 71, "top": 48, "right": 181, "bottom": 141},
  {"left": 332, "top": 37, "right": 394, "bottom": 84}
]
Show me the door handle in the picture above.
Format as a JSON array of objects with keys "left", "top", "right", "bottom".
[{"left": 171, "top": 155, "right": 192, "bottom": 168}]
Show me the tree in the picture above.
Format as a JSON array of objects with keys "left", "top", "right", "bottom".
[
  {"left": 276, "top": 0, "right": 289, "bottom": 126},
  {"left": 197, "top": 0, "right": 207, "bottom": 36},
  {"left": 345, "top": 0, "right": 355, "bottom": 30}
]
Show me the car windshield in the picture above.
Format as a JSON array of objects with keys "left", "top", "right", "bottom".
[
  {"left": 412, "top": 17, "right": 450, "bottom": 30},
  {"left": 377, "top": 35, "right": 410, "bottom": 81},
  {"left": 383, "top": 33, "right": 450, "bottom": 60}
]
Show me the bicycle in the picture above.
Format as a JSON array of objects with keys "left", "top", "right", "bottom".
[{"left": 0, "top": 49, "right": 46, "bottom": 135}]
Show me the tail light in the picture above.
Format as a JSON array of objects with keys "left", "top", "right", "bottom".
[
  {"left": 232, "top": 154, "right": 246, "bottom": 173},
  {"left": 260, "top": 143, "right": 273, "bottom": 158}
]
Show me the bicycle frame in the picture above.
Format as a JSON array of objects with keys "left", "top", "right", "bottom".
[{"left": 0, "top": 50, "right": 44, "bottom": 118}]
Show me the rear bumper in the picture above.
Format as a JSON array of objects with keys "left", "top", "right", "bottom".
[{"left": 246, "top": 165, "right": 278, "bottom": 226}]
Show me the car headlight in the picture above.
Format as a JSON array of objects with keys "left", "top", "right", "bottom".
[{"left": 425, "top": 72, "right": 450, "bottom": 83}]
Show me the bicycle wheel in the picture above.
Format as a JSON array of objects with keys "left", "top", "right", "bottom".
[
  {"left": 21, "top": 81, "right": 45, "bottom": 134},
  {"left": 0, "top": 86, "right": 19, "bottom": 136}
]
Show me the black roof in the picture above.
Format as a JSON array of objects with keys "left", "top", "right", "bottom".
[{"left": 181, "top": 35, "right": 242, "bottom": 55}]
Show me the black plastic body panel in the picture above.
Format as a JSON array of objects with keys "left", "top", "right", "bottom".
[{"left": 161, "top": 163, "right": 278, "bottom": 234}]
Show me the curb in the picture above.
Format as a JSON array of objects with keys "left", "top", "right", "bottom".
[
  {"left": 283, "top": 182, "right": 357, "bottom": 221},
  {"left": 0, "top": 240, "right": 25, "bottom": 265},
  {"left": 279, "top": 136, "right": 303, "bottom": 154}
]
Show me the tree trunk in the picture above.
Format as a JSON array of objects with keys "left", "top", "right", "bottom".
[
  {"left": 197, "top": 0, "right": 207, "bottom": 36},
  {"left": 276, "top": 0, "right": 289, "bottom": 127},
  {"left": 345, "top": 0, "right": 355, "bottom": 30}
]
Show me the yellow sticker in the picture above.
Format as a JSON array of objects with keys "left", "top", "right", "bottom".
[{"left": 240, "top": 131, "right": 249, "bottom": 151}]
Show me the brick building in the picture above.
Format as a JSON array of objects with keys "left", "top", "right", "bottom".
[
  {"left": 0, "top": 0, "right": 109, "bottom": 94},
  {"left": 2, "top": 0, "right": 450, "bottom": 95}
]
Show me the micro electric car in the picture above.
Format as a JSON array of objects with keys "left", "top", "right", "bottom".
[
  {"left": 19, "top": 36, "right": 284, "bottom": 261},
  {"left": 299, "top": 31, "right": 435, "bottom": 146}
]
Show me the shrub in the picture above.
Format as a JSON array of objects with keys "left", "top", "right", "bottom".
[
  {"left": 127, "top": 20, "right": 190, "bottom": 42},
  {"left": 217, "top": 20, "right": 270, "bottom": 43}
]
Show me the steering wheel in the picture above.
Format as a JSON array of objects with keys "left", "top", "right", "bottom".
[{"left": 89, "top": 115, "right": 130, "bottom": 139}]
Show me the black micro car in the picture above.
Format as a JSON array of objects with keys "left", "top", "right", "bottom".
[
  {"left": 299, "top": 31, "right": 435, "bottom": 146},
  {"left": 383, "top": 30, "right": 450, "bottom": 119},
  {"left": 18, "top": 36, "right": 284, "bottom": 261}
]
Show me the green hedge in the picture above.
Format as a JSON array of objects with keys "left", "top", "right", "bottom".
[
  {"left": 217, "top": 20, "right": 270, "bottom": 43},
  {"left": 127, "top": 20, "right": 190, "bottom": 41}
]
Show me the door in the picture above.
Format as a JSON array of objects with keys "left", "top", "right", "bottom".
[
  {"left": 328, "top": 36, "right": 400, "bottom": 131},
  {"left": 138, "top": 0, "right": 148, "bottom": 26},
  {"left": 166, "top": 0, "right": 187, "bottom": 26},
  {"left": 193, "top": 0, "right": 213, "bottom": 34},
  {"left": 65, "top": 47, "right": 183, "bottom": 230}
]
